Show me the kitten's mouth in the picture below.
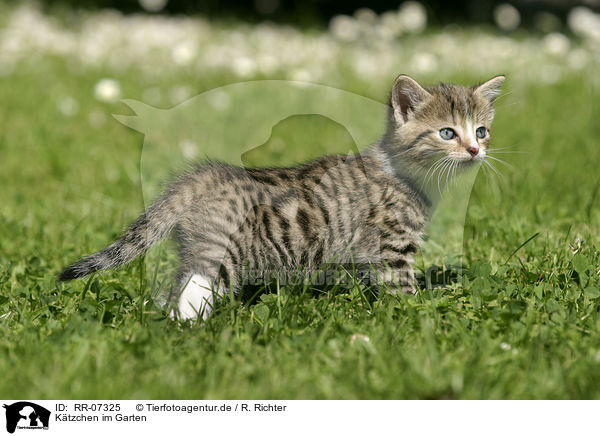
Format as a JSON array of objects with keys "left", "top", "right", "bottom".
[
  {"left": 464, "top": 152, "right": 486, "bottom": 164},
  {"left": 451, "top": 156, "right": 483, "bottom": 171}
]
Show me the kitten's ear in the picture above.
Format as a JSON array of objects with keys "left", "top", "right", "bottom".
[
  {"left": 391, "top": 75, "right": 431, "bottom": 124},
  {"left": 474, "top": 75, "right": 505, "bottom": 102}
]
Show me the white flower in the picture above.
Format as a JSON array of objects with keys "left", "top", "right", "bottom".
[
  {"left": 350, "top": 334, "right": 370, "bottom": 345},
  {"left": 352, "top": 55, "right": 378, "bottom": 77},
  {"left": 179, "top": 139, "right": 199, "bottom": 159},
  {"left": 354, "top": 8, "right": 377, "bottom": 25},
  {"left": 289, "top": 69, "right": 312, "bottom": 83},
  {"left": 379, "top": 11, "right": 403, "bottom": 39},
  {"left": 544, "top": 33, "right": 570, "bottom": 56},
  {"left": 567, "top": 48, "right": 589, "bottom": 70},
  {"left": 413, "top": 52, "right": 437, "bottom": 74},
  {"left": 94, "top": 79, "right": 121, "bottom": 103},
  {"left": 172, "top": 41, "right": 196, "bottom": 66},
  {"left": 330, "top": 15, "right": 359, "bottom": 42},
  {"left": 231, "top": 56, "right": 256, "bottom": 77},
  {"left": 494, "top": 4, "right": 520, "bottom": 32},
  {"left": 399, "top": 1, "right": 427, "bottom": 34},
  {"left": 499, "top": 342, "right": 512, "bottom": 350},
  {"left": 568, "top": 7, "right": 600, "bottom": 41}
]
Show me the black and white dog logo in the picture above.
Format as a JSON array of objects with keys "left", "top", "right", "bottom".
[{"left": 3, "top": 402, "right": 50, "bottom": 433}]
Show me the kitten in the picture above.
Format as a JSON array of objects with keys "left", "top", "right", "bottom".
[{"left": 59, "top": 75, "right": 504, "bottom": 321}]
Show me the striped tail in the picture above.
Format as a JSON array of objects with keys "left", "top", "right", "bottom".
[{"left": 58, "top": 192, "right": 181, "bottom": 281}]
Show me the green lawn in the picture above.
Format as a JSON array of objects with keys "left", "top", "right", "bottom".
[{"left": 1, "top": 34, "right": 599, "bottom": 398}]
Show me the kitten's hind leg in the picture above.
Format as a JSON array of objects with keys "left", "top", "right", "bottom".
[{"left": 168, "top": 273, "right": 225, "bottom": 321}]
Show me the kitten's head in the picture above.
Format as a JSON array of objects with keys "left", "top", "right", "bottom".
[{"left": 387, "top": 75, "right": 504, "bottom": 174}]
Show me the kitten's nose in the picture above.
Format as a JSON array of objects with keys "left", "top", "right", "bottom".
[{"left": 467, "top": 145, "right": 479, "bottom": 157}]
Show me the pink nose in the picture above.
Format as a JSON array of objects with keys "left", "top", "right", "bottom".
[{"left": 467, "top": 145, "right": 479, "bottom": 157}]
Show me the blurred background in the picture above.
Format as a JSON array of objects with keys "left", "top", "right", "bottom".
[
  {"left": 31, "top": 0, "right": 600, "bottom": 27},
  {"left": 1, "top": 0, "right": 597, "bottom": 109},
  {"left": 2, "top": 0, "right": 599, "bottom": 91}
]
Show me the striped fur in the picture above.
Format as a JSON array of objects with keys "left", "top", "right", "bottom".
[{"left": 59, "top": 75, "right": 504, "bottom": 318}]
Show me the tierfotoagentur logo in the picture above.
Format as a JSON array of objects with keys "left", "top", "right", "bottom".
[{"left": 3, "top": 402, "right": 50, "bottom": 433}]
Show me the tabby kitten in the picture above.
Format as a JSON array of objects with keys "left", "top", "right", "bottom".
[{"left": 59, "top": 75, "right": 504, "bottom": 321}]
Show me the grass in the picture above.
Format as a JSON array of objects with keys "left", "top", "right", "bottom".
[{"left": 1, "top": 52, "right": 599, "bottom": 399}]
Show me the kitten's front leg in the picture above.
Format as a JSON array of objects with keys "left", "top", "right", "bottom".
[
  {"left": 376, "top": 260, "right": 417, "bottom": 295},
  {"left": 373, "top": 229, "right": 420, "bottom": 295},
  {"left": 378, "top": 206, "right": 423, "bottom": 295}
]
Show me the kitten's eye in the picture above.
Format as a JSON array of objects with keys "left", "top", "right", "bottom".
[
  {"left": 439, "top": 128, "right": 456, "bottom": 140},
  {"left": 476, "top": 126, "right": 487, "bottom": 139}
]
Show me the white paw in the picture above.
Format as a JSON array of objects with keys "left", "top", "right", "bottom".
[{"left": 169, "top": 274, "right": 217, "bottom": 321}]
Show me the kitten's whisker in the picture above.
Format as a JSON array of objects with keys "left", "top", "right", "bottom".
[
  {"left": 426, "top": 157, "right": 451, "bottom": 188},
  {"left": 487, "top": 141, "right": 529, "bottom": 154},
  {"left": 485, "top": 155, "right": 514, "bottom": 169},
  {"left": 422, "top": 156, "right": 449, "bottom": 188},
  {"left": 441, "top": 160, "right": 453, "bottom": 194},
  {"left": 480, "top": 161, "right": 490, "bottom": 180},
  {"left": 425, "top": 157, "right": 446, "bottom": 180},
  {"left": 427, "top": 158, "right": 443, "bottom": 192},
  {"left": 487, "top": 146, "right": 528, "bottom": 156},
  {"left": 420, "top": 162, "right": 437, "bottom": 187},
  {"left": 437, "top": 158, "right": 453, "bottom": 195},
  {"left": 487, "top": 146, "right": 520, "bottom": 151},
  {"left": 444, "top": 159, "right": 455, "bottom": 188},
  {"left": 450, "top": 160, "right": 458, "bottom": 186},
  {"left": 483, "top": 160, "right": 503, "bottom": 180},
  {"left": 450, "top": 160, "right": 458, "bottom": 183},
  {"left": 422, "top": 164, "right": 439, "bottom": 190},
  {"left": 436, "top": 164, "right": 443, "bottom": 195},
  {"left": 449, "top": 161, "right": 461, "bottom": 192}
]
